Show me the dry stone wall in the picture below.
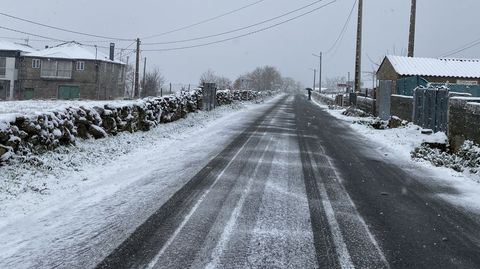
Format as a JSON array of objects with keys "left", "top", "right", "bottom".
[{"left": 0, "top": 90, "right": 277, "bottom": 164}]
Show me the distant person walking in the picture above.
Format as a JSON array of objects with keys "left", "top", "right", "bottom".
[{"left": 305, "top": 88, "right": 313, "bottom": 100}]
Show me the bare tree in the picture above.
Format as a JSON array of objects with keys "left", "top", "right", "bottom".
[
  {"left": 281, "top": 77, "right": 298, "bottom": 93},
  {"left": 199, "top": 69, "right": 217, "bottom": 85},
  {"left": 199, "top": 69, "right": 232, "bottom": 90},
  {"left": 142, "top": 68, "right": 166, "bottom": 97},
  {"left": 244, "top": 66, "right": 283, "bottom": 91},
  {"left": 124, "top": 64, "right": 135, "bottom": 98}
]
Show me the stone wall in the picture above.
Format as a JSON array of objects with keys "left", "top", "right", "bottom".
[
  {"left": 390, "top": 94, "right": 413, "bottom": 121},
  {"left": 448, "top": 97, "right": 480, "bottom": 151},
  {"left": 356, "top": 96, "right": 375, "bottom": 115},
  {"left": 312, "top": 92, "right": 336, "bottom": 105},
  {"left": 0, "top": 90, "right": 277, "bottom": 164}
]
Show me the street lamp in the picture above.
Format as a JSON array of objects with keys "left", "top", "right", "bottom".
[{"left": 312, "top": 52, "right": 322, "bottom": 92}]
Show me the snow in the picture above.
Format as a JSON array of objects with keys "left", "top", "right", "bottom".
[
  {"left": 0, "top": 99, "right": 139, "bottom": 119},
  {"left": 0, "top": 40, "right": 37, "bottom": 53},
  {"left": 386, "top": 55, "right": 480, "bottom": 78},
  {"left": 0, "top": 120, "right": 10, "bottom": 131},
  {"left": 312, "top": 99, "right": 480, "bottom": 215},
  {"left": 0, "top": 96, "right": 282, "bottom": 268},
  {"left": 24, "top": 42, "right": 124, "bottom": 64},
  {"left": 450, "top": 96, "right": 480, "bottom": 101}
]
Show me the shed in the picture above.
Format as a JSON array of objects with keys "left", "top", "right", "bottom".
[{"left": 377, "top": 55, "right": 480, "bottom": 96}]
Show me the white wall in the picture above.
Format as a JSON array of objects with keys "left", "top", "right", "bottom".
[{"left": 1, "top": 57, "right": 17, "bottom": 100}]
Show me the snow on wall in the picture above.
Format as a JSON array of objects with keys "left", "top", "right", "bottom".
[
  {"left": 0, "top": 90, "right": 277, "bottom": 163},
  {"left": 448, "top": 97, "right": 480, "bottom": 151}
]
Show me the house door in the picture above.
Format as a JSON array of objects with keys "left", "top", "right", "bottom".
[
  {"left": 0, "top": 81, "right": 6, "bottom": 100},
  {"left": 58, "top": 85, "right": 80, "bottom": 100},
  {"left": 23, "top": 88, "right": 34, "bottom": 100},
  {"left": 378, "top": 80, "right": 392, "bottom": 120}
]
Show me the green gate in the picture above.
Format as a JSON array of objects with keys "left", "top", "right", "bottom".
[
  {"left": 58, "top": 85, "right": 80, "bottom": 100},
  {"left": 23, "top": 88, "right": 34, "bottom": 100}
]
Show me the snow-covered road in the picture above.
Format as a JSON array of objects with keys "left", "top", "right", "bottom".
[
  {"left": 0, "top": 98, "right": 282, "bottom": 268},
  {"left": 2, "top": 94, "right": 480, "bottom": 268}
]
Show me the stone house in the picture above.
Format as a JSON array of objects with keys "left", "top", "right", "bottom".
[
  {"left": 377, "top": 55, "right": 480, "bottom": 96},
  {"left": 0, "top": 41, "right": 126, "bottom": 100},
  {"left": 0, "top": 41, "right": 36, "bottom": 100}
]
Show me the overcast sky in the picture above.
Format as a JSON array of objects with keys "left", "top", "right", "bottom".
[{"left": 2, "top": 0, "right": 480, "bottom": 87}]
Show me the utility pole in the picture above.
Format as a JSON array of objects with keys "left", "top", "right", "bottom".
[
  {"left": 313, "top": 68, "right": 316, "bottom": 92},
  {"left": 134, "top": 38, "right": 140, "bottom": 98},
  {"left": 142, "top": 57, "right": 147, "bottom": 97},
  {"left": 312, "top": 52, "right": 322, "bottom": 91},
  {"left": 347, "top": 72, "right": 351, "bottom": 92},
  {"left": 319, "top": 52, "right": 322, "bottom": 91},
  {"left": 408, "top": 0, "right": 417, "bottom": 57},
  {"left": 124, "top": 56, "right": 129, "bottom": 97},
  {"left": 354, "top": 0, "right": 363, "bottom": 93}
]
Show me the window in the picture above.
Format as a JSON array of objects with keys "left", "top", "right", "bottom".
[
  {"left": 41, "top": 60, "right": 57, "bottom": 78},
  {"left": 76, "top": 61, "right": 85, "bottom": 71},
  {"left": 32, "top": 59, "right": 41, "bottom": 69},
  {"left": 0, "top": 57, "right": 5, "bottom": 77},
  {"left": 41, "top": 60, "right": 72, "bottom": 79}
]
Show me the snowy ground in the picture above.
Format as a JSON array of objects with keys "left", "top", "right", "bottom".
[
  {"left": 0, "top": 96, "right": 281, "bottom": 268},
  {"left": 312, "top": 98, "right": 480, "bottom": 215}
]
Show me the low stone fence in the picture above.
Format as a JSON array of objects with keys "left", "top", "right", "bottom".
[
  {"left": 391, "top": 94, "right": 413, "bottom": 122},
  {"left": 448, "top": 97, "right": 480, "bottom": 151},
  {"left": 312, "top": 92, "right": 337, "bottom": 106},
  {"left": 0, "top": 90, "right": 276, "bottom": 163},
  {"left": 356, "top": 96, "right": 376, "bottom": 115}
]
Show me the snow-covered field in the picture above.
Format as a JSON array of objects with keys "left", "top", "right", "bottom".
[
  {"left": 312, "top": 98, "right": 480, "bottom": 215},
  {"left": 0, "top": 96, "right": 281, "bottom": 268}
]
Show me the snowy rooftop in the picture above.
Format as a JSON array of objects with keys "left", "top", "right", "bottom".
[
  {"left": 386, "top": 55, "right": 480, "bottom": 79},
  {"left": 24, "top": 42, "right": 124, "bottom": 64},
  {"left": 0, "top": 40, "right": 37, "bottom": 53}
]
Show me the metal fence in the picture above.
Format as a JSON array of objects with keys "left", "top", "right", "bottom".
[{"left": 413, "top": 87, "right": 449, "bottom": 132}]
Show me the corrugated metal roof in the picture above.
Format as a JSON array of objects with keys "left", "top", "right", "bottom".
[{"left": 387, "top": 55, "right": 480, "bottom": 79}]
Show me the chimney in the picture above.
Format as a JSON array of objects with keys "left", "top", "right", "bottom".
[{"left": 109, "top": 43, "right": 115, "bottom": 61}]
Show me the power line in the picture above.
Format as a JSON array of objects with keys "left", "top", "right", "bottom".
[
  {"left": 325, "top": 0, "right": 356, "bottom": 55},
  {"left": 0, "top": 26, "right": 140, "bottom": 52},
  {"left": 143, "top": 0, "right": 327, "bottom": 45},
  {"left": 0, "top": 11, "right": 134, "bottom": 41},
  {"left": 141, "top": 0, "right": 267, "bottom": 40},
  {"left": 440, "top": 37, "right": 480, "bottom": 57},
  {"left": 142, "top": 0, "right": 337, "bottom": 52},
  {"left": 0, "top": 25, "right": 66, "bottom": 42}
]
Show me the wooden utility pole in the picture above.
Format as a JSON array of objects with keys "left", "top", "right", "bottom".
[
  {"left": 354, "top": 0, "right": 363, "bottom": 93},
  {"left": 319, "top": 52, "right": 322, "bottom": 91},
  {"left": 142, "top": 57, "right": 147, "bottom": 97},
  {"left": 408, "top": 0, "right": 417, "bottom": 57},
  {"left": 134, "top": 38, "right": 140, "bottom": 98}
]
